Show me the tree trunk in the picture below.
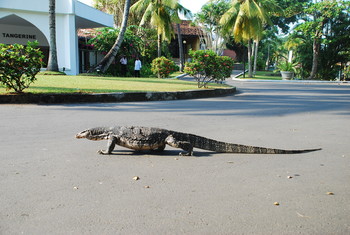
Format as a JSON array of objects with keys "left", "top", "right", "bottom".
[
  {"left": 265, "top": 44, "right": 270, "bottom": 71},
  {"left": 253, "top": 40, "right": 259, "bottom": 76},
  {"left": 176, "top": 23, "right": 184, "bottom": 72},
  {"left": 157, "top": 34, "right": 162, "bottom": 57},
  {"left": 92, "top": 0, "right": 131, "bottom": 73},
  {"left": 247, "top": 40, "right": 253, "bottom": 78},
  {"left": 47, "top": 0, "right": 59, "bottom": 71},
  {"left": 309, "top": 36, "right": 320, "bottom": 80},
  {"left": 309, "top": 16, "right": 325, "bottom": 80}
]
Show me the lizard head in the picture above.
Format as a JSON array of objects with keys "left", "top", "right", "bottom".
[{"left": 75, "top": 127, "right": 110, "bottom": 141}]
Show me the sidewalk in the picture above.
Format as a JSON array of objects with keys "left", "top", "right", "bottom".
[{"left": 230, "top": 70, "right": 349, "bottom": 83}]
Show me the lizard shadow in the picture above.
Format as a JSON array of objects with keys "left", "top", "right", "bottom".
[{"left": 109, "top": 149, "right": 214, "bottom": 157}]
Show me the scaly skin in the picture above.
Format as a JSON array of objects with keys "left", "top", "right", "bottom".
[{"left": 75, "top": 126, "right": 321, "bottom": 156}]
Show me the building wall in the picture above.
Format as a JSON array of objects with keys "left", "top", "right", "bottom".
[
  {"left": 0, "top": 23, "right": 49, "bottom": 46},
  {"left": 0, "top": 0, "right": 74, "bottom": 16},
  {"left": 0, "top": 0, "right": 113, "bottom": 75}
]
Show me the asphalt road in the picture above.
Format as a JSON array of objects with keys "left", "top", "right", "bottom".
[{"left": 1, "top": 80, "right": 349, "bottom": 234}]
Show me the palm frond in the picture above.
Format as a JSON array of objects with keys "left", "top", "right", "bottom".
[
  {"left": 130, "top": 0, "right": 151, "bottom": 14},
  {"left": 139, "top": 3, "right": 154, "bottom": 26}
]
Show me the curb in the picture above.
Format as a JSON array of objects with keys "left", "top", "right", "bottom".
[
  {"left": 0, "top": 87, "right": 236, "bottom": 104},
  {"left": 175, "top": 73, "right": 188, "bottom": 79},
  {"left": 231, "top": 77, "right": 349, "bottom": 83}
]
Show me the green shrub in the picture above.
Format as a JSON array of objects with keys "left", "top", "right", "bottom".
[
  {"left": 88, "top": 26, "right": 158, "bottom": 66},
  {"left": 151, "top": 57, "right": 178, "bottom": 78},
  {"left": 140, "top": 63, "right": 155, "bottom": 78},
  {"left": 184, "top": 50, "right": 234, "bottom": 88},
  {"left": 0, "top": 41, "right": 44, "bottom": 93}
]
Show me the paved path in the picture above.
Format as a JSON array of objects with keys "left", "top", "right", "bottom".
[{"left": 1, "top": 81, "right": 350, "bottom": 234}]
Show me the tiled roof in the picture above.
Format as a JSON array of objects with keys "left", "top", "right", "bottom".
[
  {"left": 173, "top": 20, "right": 204, "bottom": 36},
  {"left": 78, "top": 20, "right": 204, "bottom": 38},
  {"left": 77, "top": 28, "right": 98, "bottom": 38}
]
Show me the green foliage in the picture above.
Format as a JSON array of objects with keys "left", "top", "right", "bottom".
[
  {"left": 85, "top": 26, "right": 158, "bottom": 76},
  {"left": 220, "top": 0, "right": 281, "bottom": 42},
  {"left": 276, "top": 60, "right": 297, "bottom": 72},
  {"left": 92, "top": 0, "right": 140, "bottom": 26},
  {"left": 290, "top": 0, "right": 350, "bottom": 79},
  {"left": 88, "top": 26, "right": 157, "bottom": 63},
  {"left": 131, "top": 0, "right": 191, "bottom": 57},
  {"left": 131, "top": 0, "right": 191, "bottom": 42},
  {"left": 318, "top": 9, "right": 350, "bottom": 80},
  {"left": 0, "top": 41, "right": 43, "bottom": 93},
  {"left": 269, "top": 0, "right": 309, "bottom": 34},
  {"left": 184, "top": 50, "right": 234, "bottom": 88},
  {"left": 195, "top": 0, "right": 230, "bottom": 50},
  {"left": 285, "top": 33, "right": 313, "bottom": 78},
  {"left": 296, "top": 0, "right": 344, "bottom": 39},
  {"left": 195, "top": 0, "right": 230, "bottom": 29},
  {"left": 343, "top": 66, "right": 350, "bottom": 81},
  {"left": 151, "top": 57, "right": 178, "bottom": 78},
  {"left": 140, "top": 63, "right": 154, "bottom": 78},
  {"left": 255, "top": 50, "right": 266, "bottom": 71}
]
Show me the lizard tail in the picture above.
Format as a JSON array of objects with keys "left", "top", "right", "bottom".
[{"left": 189, "top": 135, "right": 321, "bottom": 154}]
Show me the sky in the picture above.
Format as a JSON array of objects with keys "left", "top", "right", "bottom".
[{"left": 78, "top": 0, "right": 209, "bottom": 14}]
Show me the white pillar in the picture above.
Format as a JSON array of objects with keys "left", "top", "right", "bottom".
[{"left": 288, "top": 50, "right": 293, "bottom": 63}]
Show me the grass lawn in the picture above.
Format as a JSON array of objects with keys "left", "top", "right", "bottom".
[
  {"left": 0, "top": 74, "right": 229, "bottom": 94},
  {"left": 238, "top": 71, "right": 282, "bottom": 80}
]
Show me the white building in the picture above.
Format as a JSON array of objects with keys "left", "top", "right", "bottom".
[{"left": 0, "top": 0, "right": 113, "bottom": 75}]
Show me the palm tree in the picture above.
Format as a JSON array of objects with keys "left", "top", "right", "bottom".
[
  {"left": 176, "top": 23, "right": 184, "bottom": 71},
  {"left": 91, "top": 0, "right": 132, "bottom": 73},
  {"left": 93, "top": 0, "right": 123, "bottom": 27},
  {"left": 47, "top": 0, "right": 59, "bottom": 72},
  {"left": 174, "top": 3, "right": 192, "bottom": 71},
  {"left": 131, "top": 0, "right": 190, "bottom": 57},
  {"left": 220, "top": 0, "right": 281, "bottom": 77},
  {"left": 93, "top": 0, "right": 139, "bottom": 27}
]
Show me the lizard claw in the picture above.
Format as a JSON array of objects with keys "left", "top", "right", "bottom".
[
  {"left": 179, "top": 152, "right": 192, "bottom": 156},
  {"left": 97, "top": 150, "right": 109, "bottom": 155}
]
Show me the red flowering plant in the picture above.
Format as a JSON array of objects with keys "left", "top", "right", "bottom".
[
  {"left": 151, "top": 57, "right": 178, "bottom": 78},
  {"left": 184, "top": 50, "right": 234, "bottom": 88},
  {"left": 0, "top": 41, "right": 43, "bottom": 93}
]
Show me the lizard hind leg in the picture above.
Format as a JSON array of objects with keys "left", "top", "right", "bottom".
[
  {"left": 165, "top": 135, "right": 193, "bottom": 156},
  {"left": 151, "top": 144, "right": 166, "bottom": 152}
]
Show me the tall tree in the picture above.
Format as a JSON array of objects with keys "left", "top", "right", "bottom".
[
  {"left": 270, "top": 0, "right": 309, "bottom": 34},
  {"left": 91, "top": 0, "right": 132, "bottom": 73},
  {"left": 93, "top": 0, "right": 139, "bottom": 27},
  {"left": 195, "top": 0, "right": 230, "bottom": 54},
  {"left": 176, "top": 23, "right": 185, "bottom": 71},
  {"left": 131, "top": 0, "right": 190, "bottom": 57},
  {"left": 298, "top": 0, "right": 347, "bottom": 79},
  {"left": 220, "top": 0, "right": 281, "bottom": 77},
  {"left": 259, "top": 27, "right": 282, "bottom": 70},
  {"left": 175, "top": 3, "right": 192, "bottom": 71},
  {"left": 292, "top": 0, "right": 350, "bottom": 79},
  {"left": 47, "top": 0, "right": 59, "bottom": 72}
]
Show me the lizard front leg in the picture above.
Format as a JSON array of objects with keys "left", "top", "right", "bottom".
[
  {"left": 165, "top": 135, "right": 193, "bottom": 156},
  {"left": 98, "top": 136, "right": 117, "bottom": 155}
]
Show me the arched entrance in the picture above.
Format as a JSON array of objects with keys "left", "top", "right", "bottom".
[{"left": 0, "top": 14, "right": 50, "bottom": 65}]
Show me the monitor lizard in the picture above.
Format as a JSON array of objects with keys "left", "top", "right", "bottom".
[{"left": 76, "top": 126, "right": 321, "bottom": 156}]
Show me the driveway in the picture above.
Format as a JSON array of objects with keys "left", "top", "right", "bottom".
[{"left": 1, "top": 81, "right": 349, "bottom": 234}]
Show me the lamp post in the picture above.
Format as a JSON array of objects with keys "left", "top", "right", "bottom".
[{"left": 183, "top": 40, "right": 187, "bottom": 62}]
